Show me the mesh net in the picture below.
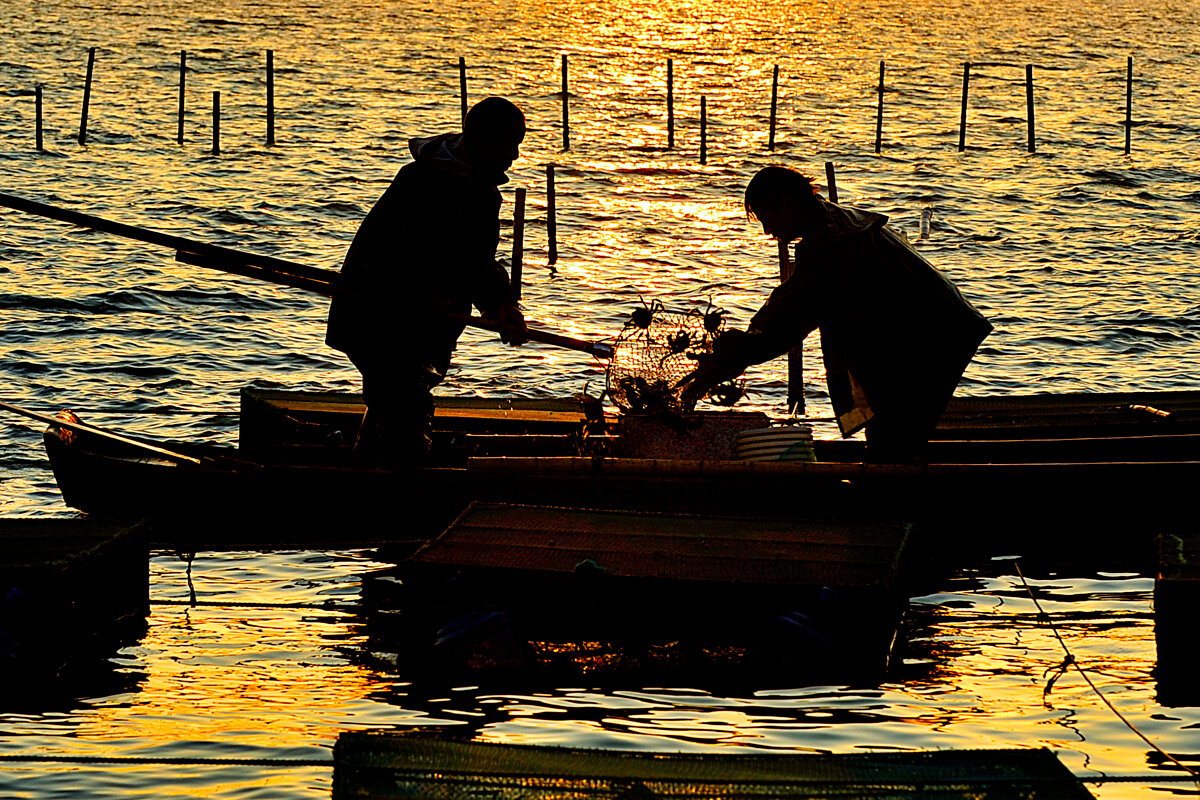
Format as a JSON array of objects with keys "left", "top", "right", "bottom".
[{"left": 605, "top": 304, "right": 724, "bottom": 414}]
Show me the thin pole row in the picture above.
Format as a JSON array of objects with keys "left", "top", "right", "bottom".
[
  {"left": 1025, "top": 64, "right": 1036, "bottom": 154},
  {"left": 177, "top": 50, "right": 186, "bottom": 145},
  {"left": 958, "top": 61, "right": 970, "bottom": 152},
  {"left": 512, "top": 187, "right": 526, "bottom": 300},
  {"left": 78, "top": 47, "right": 95, "bottom": 146},
  {"left": 874, "top": 60, "right": 884, "bottom": 154},
  {"left": 666, "top": 59, "right": 675, "bottom": 149},
  {"left": 546, "top": 164, "right": 558, "bottom": 266},
  {"left": 212, "top": 90, "right": 220, "bottom": 155},
  {"left": 561, "top": 54, "right": 569, "bottom": 151},
  {"left": 35, "top": 86, "right": 44, "bottom": 151},
  {"left": 700, "top": 96, "right": 707, "bottom": 165},
  {"left": 1124, "top": 56, "right": 1133, "bottom": 155},
  {"left": 458, "top": 56, "right": 467, "bottom": 128},
  {"left": 769, "top": 65, "right": 779, "bottom": 151},
  {"left": 266, "top": 50, "right": 275, "bottom": 146}
]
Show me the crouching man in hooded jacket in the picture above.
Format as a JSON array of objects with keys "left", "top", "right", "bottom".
[
  {"left": 326, "top": 97, "right": 528, "bottom": 467},
  {"left": 679, "top": 166, "right": 993, "bottom": 463}
]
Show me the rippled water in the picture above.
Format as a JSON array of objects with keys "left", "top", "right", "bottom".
[{"left": 1, "top": 0, "right": 1199, "bottom": 796}]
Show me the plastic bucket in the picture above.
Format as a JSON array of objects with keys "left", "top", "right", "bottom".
[{"left": 735, "top": 425, "right": 817, "bottom": 462}]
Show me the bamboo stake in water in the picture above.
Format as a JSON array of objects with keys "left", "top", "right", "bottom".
[
  {"left": 177, "top": 50, "right": 186, "bottom": 145},
  {"left": 874, "top": 60, "right": 884, "bottom": 154},
  {"left": 958, "top": 61, "right": 971, "bottom": 152},
  {"left": 700, "top": 96, "right": 707, "bottom": 165},
  {"left": 78, "top": 47, "right": 95, "bottom": 146},
  {"left": 266, "top": 49, "right": 275, "bottom": 146},
  {"left": 561, "top": 54, "right": 570, "bottom": 151},
  {"left": 778, "top": 240, "right": 803, "bottom": 414},
  {"left": 824, "top": 161, "right": 839, "bottom": 204},
  {"left": 667, "top": 58, "right": 675, "bottom": 149},
  {"left": 547, "top": 164, "right": 558, "bottom": 266},
  {"left": 512, "top": 187, "right": 526, "bottom": 301},
  {"left": 212, "top": 90, "right": 220, "bottom": 155},
  {"left": 1025, "top": 64, "right": 1036, "bottom": 153},
  {"left": 35, "top": 86, "right": 43, "bottom": 151},
  {"left": 769, "top": 64, "right": 779, "bottom": 151},
  {"left": 458, "top": 56, "right": 467, "bottom": 128},
  {"left": 1124, "top": 56, "right": 1133, "bottom": 155}
]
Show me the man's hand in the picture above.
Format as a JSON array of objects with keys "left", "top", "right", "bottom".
[
  {"left": 493, "top": 303, "right": 527, "bottom": 346},
  {"left": 676, "top": 329, "right": 753, "bottom": 407}
]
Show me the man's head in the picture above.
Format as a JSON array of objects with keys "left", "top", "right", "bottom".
[
  {"left": 744, "top": 167, "right": 821, "bottom": 243},
  {"left": 464, "top": 97, "right": 526, "bottom": 182}
]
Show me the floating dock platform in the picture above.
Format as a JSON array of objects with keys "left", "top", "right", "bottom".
[{"left": 333, "top": 732, "right": 1094, "bottom": 799}]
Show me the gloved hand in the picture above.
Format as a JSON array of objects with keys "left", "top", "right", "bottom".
[
  {"left": 676, "top": 329, "right": 753, "bottom": 406},
  {"left": 491, "top": 302, "right": 527, "bottom": 346}
]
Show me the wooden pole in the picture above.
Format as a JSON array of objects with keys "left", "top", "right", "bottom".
[
  {"left": 458, "top": 56, "right": 467, "bottom": 128},
  {"left": 78, "top": 47, "right": 95, "bottom": 146},
  {"left": 958, "top": 61, "right": 970, "bottom": 152},
  {"left": 266, "top": 49, "right": 275, "bottom": 146},
  {"left": 778, "top": 240, "right": 803, "bottom": 415},
  {"left": 177, "top": 50, "right": 186, "bottom": 145},
  {"left": 824, "top": 161, "right": 839, "bottom": 204},
  {"left": 35, "top": 86, "right": 43, "bottom": 151},
  {"left": 769, "top": 64, "right": 779, "bottom": 151},
  {"left": 212, "top": 90, "right": 220, "bottom": 155},
  {"left": 874, "top": 60, "right": 884, "bottom": 154},
  {"left": 667, "top": 58, "right": 675, "bottom": 149},
  {"left": 561, "top": 54, "right": 569, "bottom": 151},
  {"left": 1025, "top": 64, "right": 1035, "bottom": 154},
  {"left": 512, "top": 187, "right": 526, "bottom": 300},
  {"left": 547, "top": 164, "right": 558, "bottom": 266},
  {"left": 700, "top": 96, "right": 707, "bottom": 165},
  {"left": 1124, "top": 56, "right": 1133, "bottom": 155}
]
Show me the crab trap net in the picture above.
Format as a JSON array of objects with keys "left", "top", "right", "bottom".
[{"left": 605, "top": 301, "right": 725, "bottom": 414}]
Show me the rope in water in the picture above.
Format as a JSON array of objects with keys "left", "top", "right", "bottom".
[{"left": 1013, "top": 560, "right": 1200, "bottom": 781}]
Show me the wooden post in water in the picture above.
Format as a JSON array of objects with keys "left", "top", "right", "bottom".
[
  {"left": 778, "top": 240, "right": 803, "bottom": 415},
  {"left": 35, "top": 86, "right": 43, "bottom": 151},
  {"left": 700, "top": 96, "right": 707, "bottom": 165},
  {"left": 824, "top": 161, "right": 839, "bottom": 204},
  {"left": 177, "top": 50, "right": 186, "bottom": 145},
  {"left": 78, "top": 47, "right": 95, "bottom": 145},
  {"left": 547, "top": 164, "right": 558, "bottom": 266},
  {"left": 958, "top": 61, "right": 970, "bottom": 152},
  {"left": 1124, "top": 56, "right": 1133, "bottom": 155},
  {"left": 874, "top": 60, "right": 884, "bottom": 154},
  {"left": 1025, "top": 64, "right": 1036, "bottom": 154},
  {"left": 667, "top": 58, "right": 675, "bottom": 149},
  {"left": 212, "top": 90, "right": 220, "bottom": 155},
  {"left": 266, "top": 49, "right": 275, "bottom": 146},
  {"left": 458, "top": 56, "right": 467, "bottom": 128},
  {"left": 561, "top": 54, "right": 570, "bottom": 151},
  {"left": 769, "top": 64, "right": 779, "bottom": 151},
  {"left": 512, "top": 187, "right": 526, "bottom": 300}
]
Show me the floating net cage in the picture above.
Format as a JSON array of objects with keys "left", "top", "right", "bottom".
[{"left": 605, "top": 302, "right": 724, "bottom": 414}]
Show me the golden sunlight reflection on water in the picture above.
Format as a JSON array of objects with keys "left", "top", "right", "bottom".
[{"left": 2, "top": 0, "right": 1200, "bottom": 795}]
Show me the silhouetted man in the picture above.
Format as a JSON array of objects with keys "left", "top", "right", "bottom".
[
  {"left": 327, "top": 97, "right": 528, "bottom": 466},
  {"left": 680, "top": 166, "right": 992, "bottom": 462}
]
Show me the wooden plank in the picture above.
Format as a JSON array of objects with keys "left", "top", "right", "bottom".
[
  {"left": 407, "top": 503, "right": 909, "bottom": 588},
  {"left": 333, "top": 733, "right": 1094, "bottom": 800}
]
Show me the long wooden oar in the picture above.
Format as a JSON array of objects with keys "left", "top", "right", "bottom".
[
  {"left": 0, "top": 399, "right": 202, "bottom": 465},
  {"left": 0, "top": 192, "right": 614, "bottom": 359}
]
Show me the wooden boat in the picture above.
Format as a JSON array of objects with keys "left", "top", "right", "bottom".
[{"left": 34, "top": 387, "right": 1200, "bottom": 555}]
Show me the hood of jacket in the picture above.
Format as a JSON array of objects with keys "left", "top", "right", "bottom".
[
  {"left": 806, "top": 200, "right": 887, "bottom": 244},
  {"left": 408, "top": 132, "right": 509, "bottom": 185}
]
